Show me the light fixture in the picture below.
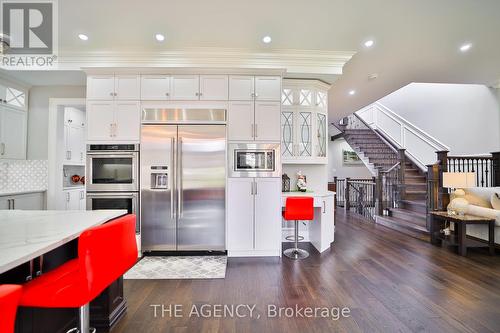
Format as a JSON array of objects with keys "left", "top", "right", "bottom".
[
  {"left": 443, "top": 172, "right": 476, "bottom": 215},
  {"left": 78, "top": 34, "right": 88, "bottom": 41},
  {"left": 459, "top": 43, "right": 472, "bottom": 52},
  {"left": 348, "top": 90, "right": 356, "bottom": 96},
  {"left": 155, "top": 33, "right": 165, "bottom": 42},
  {"left": 364, "top": 40, "right": 374, "bottom": 48},
  {"left": 262, "top": 36, "right": 272, "bottom": 44}
]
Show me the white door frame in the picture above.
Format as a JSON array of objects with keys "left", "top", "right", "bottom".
[{"left": 47, "top": 98, "right": 85, "bottom": 209}]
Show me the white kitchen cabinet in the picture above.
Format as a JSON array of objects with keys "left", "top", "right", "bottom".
[
  {"left": 0, "top": 84, "right": 27, "bottom": 111},
  {"left": 199, "top": 75, "right": 228, "bottom": 100},
  {"left": 170, "top": 75, "right": 200, "bottom": 100},
  {"left": 65, "top": 125, "right": 85, "bottom": 164},
  {"left": 140, "top": 75, "right": 171, "bottom": 100},
  {"left": 228, "top": 101, "right": 254, "bottom": 141},
  {"left": 281, "top": 79, "right": 330, "bottom": 164},
  {"left": 64, "top": 107, "right": 85, "bottom": 127},
  {"left": 229, "top": 76, "right": 255, "bottom": 100},
  {"left": 227, "top": 178, "right": 254, "bottom": 251},
  {"left": 254, "top": 101, "right": 281, "bottom": 141},
  {"left": 87, "top": 75, "right": 140, "bottom": 100},
  {"left": 255, "top": 76, "right": 281, "bottom": 101},
  {"left": 254, "top": 178, "right": 281, "bottom": 251},
  {"left": 87, "top": 75, "right": 115, "bottom": 100},
  {"left": 0, "top": 106, "right": 27, "bottom": 160},
  {"left": 86, "top": 101, "right": 140, "bottom": 142},
  {"left": 64, "top": 189, "right": 85, "bottom": 210},
  {"left": 227, "top": 177, "right": 281, "bottom": 256},
  {"left": 0, "top": 192, "right": 45, "bottom": 210}
]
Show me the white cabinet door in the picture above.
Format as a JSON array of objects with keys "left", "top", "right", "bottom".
[
  {"left": 140, "top": 75, "right": 171, "bottom": 100},
  {"left": 0, "top": 197, "right": 9, "bottom": 209},
  {"left": 12, "top": 192, "right": 45, "bottom": 210},
  {"left": 229, "top": 76, "right": 254, "bottom": 100},
  {"left": 114, "top": 101, "right": 140, "bottom": 141},
  {"left": 228, "top": 101, "right": 254, "bottom": 141},
  {"left": 255, "top": 76, "right": 281, "bottom": 101},
  {"left": 86, "top": 101, "right": 114, "bottom": 141},
  {"left": 87, "top": 75, "right": 115, "bottom": 100},
  {"left": 199, "top": 75, "right": 228, "bottom": 100},
  {"left": 170, "top": 75, "right": 200, "bottom": 100},
  {"left": 115, "top": 75, "right": 140, "bottom": 100},
  {"left": 64, "top": 190, "right": 80, "bottom": 210},
  {"left": 227, "top": 178, "right": 254, "bottom": 251},
  {"left": 0, "top": 107, "right": 27, "bottom": 159},
  {"left": 254, "top": 178, "right": 281, "bottom": 251},
  {"left": 65, "top": 125, "right": 85, "bottom": 163},
  {"left": 254, "top": 101, "right": 280, "bottom": 142}
]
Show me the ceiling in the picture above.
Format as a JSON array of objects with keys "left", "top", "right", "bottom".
[{"left": 1, "top": 0, "right": 499, "bottom": 120}]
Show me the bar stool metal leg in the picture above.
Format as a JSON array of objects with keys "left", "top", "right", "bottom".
[
  {"left": 284, "top": 220, "right": 309, "bottom": 259},
  {"left": 66, "top": 304, "right": 96, "bottom": 333}
]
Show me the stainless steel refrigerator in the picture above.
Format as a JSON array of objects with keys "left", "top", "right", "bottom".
[{"left": 141, "top": 112, "right": 226, "bottom": 252}]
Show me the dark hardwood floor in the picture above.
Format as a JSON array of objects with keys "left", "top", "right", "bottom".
[{"left": 113, "top": 211, "right": 500, "bottom": 333}]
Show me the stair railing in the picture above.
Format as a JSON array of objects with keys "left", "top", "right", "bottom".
[{"left": 344, "top": 178, "right": 377, "bottom": 221}]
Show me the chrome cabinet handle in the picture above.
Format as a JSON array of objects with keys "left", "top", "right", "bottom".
[
  {"left": 251, "top": 124, "right": 254, "bottom": 138},
  {"left": 0, "top": 142, "right": 5, "bottom": 155},
  {"left": 255, "top": 124, "right": 258, "bottom": 138},
  {"left": 109, "top": 124, "right": 113, "bottom": 137},
  {"left": 254, "top": 181, "right": 257, "bottom": 195},
  {"left": 80, "top": 152, "right": 83, "bottom": 161},
  {"left": 12, "top": 199, "right": 15, "bottom": 210},
  {"left": 66, "top": 192, "right": 70, "bottom": 202},
  {"left": 7, "top": 199, "right": 11, "bottom": 210},
  {"left": 68, "top": 151, "right": 72, "bottom": 160},
  {"left": 114, "top": 123, "right": 117, "bottom": 137},
  {"left": 165, "top": 92, "right": 170, "bottom": 97},
  {"left": 177, "top": 137, "right": 183, "bottom": 218},
  {"left": 250, "top": 182, "right": 254, "bottom": 195},
  {"left": 171, "top": 137, "right": 176, "bottom": 219},
  {"left": 323, "top": 201, "right": 326, "bottom": 214}
]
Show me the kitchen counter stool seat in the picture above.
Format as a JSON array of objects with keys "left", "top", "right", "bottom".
[
  {"left": 0, "top": 285, "right": 23, "bottom": 333},
  {"left": 282, "top": 197, "right": 314, "bottom": 259},
  {"left": 19, "top": 214, "right": 138, "bottom": 333}
]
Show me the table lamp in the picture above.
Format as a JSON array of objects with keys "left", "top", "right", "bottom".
[{"left": 442, "top": 172, "right": 476, "bottom": 215}]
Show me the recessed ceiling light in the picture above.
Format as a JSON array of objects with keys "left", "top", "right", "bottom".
[
  {"left": 262, "top": 36, "right": 272, "bottom": 44},
  {"left": 459, "top": 43, "right": 472, "bottom": 52},
  {"left": 155, "top": 33, "right": 165, "bottom": 42},
  {"left": 78, "top": 34, "right": 88, "bottom": 41},
  {"left": 349, "top": 90, "right": 356, "bottom": 96},
  {"left": 364, "top": 40, "right": 374, "bottom": 48}
]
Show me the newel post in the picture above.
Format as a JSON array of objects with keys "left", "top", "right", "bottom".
[
  {"left": 344, "top": 177, "right": 351, "bottom": 213},
  {"left": 435, "top": 151, "right": 449, "bottom": 211},
  {"left": 491, "top": 152, "right": 500, "bottom": 186},
  {"left": 376, "top": 172, "right": 384, "bottom": 216},
  {"left": 398, "top": 149, "right": 406, "bottom": 200}
]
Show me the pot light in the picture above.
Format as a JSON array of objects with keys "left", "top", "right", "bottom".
[
  {"left": 364, "top": 40, "right": 374, "bottom": 48},
  {"left": 262, "top": 36, "right": 272, "bottom": 44},
  {"left": 155, "top": 33, "right": 165, "bottom": 42},
  {"left": 349, "top": 90, "right": 356, "bottom": 96},
  {"left": 459, "top": 43, "right": 472, "bottom": 52},
  {"left": 78, "top": 34, "right": 88, "bottom": 41}
]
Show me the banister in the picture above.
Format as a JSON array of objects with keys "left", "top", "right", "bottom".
[{"left": 352, "top": 112, "right": 399, "bottom": 155}]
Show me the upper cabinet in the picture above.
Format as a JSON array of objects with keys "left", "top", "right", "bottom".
[
  {"left": 87, "top": 75, "right": 140, "bottom": 100},
  {"left": 0, "top": 84, "right": 27, "bottom": 111},
  {"left": 281, "top": 79, "right": 330, "bottom": 164},
  {"left": 86, "top": 100, "right": 140, "bottom": 142},
  {"left": 170, "top": 75, "right": 200, "bottom": 100},
  {"left": 64, "top": 107, "right": 86, "bottom": 164},
  {"left": 199, "top": 75, "right": 229, "bottom": 100},
  {"left": 0, "top": 106, "right": 27, "bottom": 159},
  {"left": 229, "top": 75, "right": 281, "bottom": 101},
  {"left": 140, "top": 75, "right": 171, "bottom": 100}
]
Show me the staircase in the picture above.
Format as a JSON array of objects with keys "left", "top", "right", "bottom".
[{"left": 343, "top": 128, "right": 429, "bottom": 240}]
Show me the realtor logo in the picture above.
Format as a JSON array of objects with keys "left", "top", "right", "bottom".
[{"left": 0, "top": 0, "right": 58, "bottom": 69}]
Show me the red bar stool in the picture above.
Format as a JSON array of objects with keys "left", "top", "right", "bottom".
[
  {"left": 20, "top": 214, "right": 138, "bottom": 333},
  {"left": 0, "top": 285, "right": 22, "bottom": 333},
  {"left": 282, "top": 197, "right": 314, "bottom": 259}
]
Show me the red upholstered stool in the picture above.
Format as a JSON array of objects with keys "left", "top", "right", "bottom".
[
  {"left": 20, "top": 214, "right": 138, "bottom": 333},
  {"left": 282, "top": 197, "right": 314, "bottom": 259},
  {"left": 0, "top": 285, "right": 22, "bottom": 333}
]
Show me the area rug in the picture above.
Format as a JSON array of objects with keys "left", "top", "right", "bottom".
[{"left": 124, "top": 256, "right": 227, "bottom": 279}]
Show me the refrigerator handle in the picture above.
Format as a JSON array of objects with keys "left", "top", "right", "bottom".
[
  {"left": 178, "top": 137, "right": 183, "bottom": 219},
  {"left": 171, "top": 137, "right": 176, "bottom": 220}
]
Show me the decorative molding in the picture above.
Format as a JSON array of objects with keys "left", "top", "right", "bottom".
[{"left": 57, "top": 48, "right": 355, "bottom": 75}]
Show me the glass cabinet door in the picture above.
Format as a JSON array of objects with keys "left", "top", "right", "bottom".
[
  {"left": 316, "top": 113, "right": 327, "bottom": 157},
  {"left": 298, "top": 111, "right": 312, "bottom": 157},
  {"left": 281, "top": 110, "right": 294, "bottom": 158}
]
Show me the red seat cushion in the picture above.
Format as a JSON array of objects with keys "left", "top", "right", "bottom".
[
  {"left": 0, "top": 285, "right": 22, "bottom": 333},
  {"left": 283, "top": 197, "right": 314, "bottom": 221},
  {"left": 20, "top": 214, "right": 138, "bottom": 308}
]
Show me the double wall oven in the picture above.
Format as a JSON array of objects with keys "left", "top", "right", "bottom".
[{"left": 86, "top": 144, "right": 140, "bottom": 233}]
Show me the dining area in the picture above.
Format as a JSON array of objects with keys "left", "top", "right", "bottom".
[{"left": 0, "top": 210, "right": 138, "bottom": 333}]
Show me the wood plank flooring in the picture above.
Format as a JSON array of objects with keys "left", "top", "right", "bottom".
[{"left": 113, "top": 211, "right": 500, "bottom": 333}]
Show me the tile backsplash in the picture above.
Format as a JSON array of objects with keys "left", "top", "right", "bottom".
[{"left": 0, "top": 160, "right": 48, "bottom": 191}]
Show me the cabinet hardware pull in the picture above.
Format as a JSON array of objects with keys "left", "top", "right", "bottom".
[
  {"left": 7, "top": 199, "right": 11, "bottom": 210},
  {"left": 68, "top": 151, "right": 72, "bottom": 160},
  {"left": 254, "top": 182, "right": 257, "bottom": 195},
  {"left": 12, "top": 199, "right": 15, "bottom": 210},
  {"left": 251, "top": 124, "right": 254, "bottom": 138},
  {"left": 251, "top": 182, "right": 254, "bottom": 195},
  {"left": 110, "top": 92, "right": 114, "bottom": 96},
  {"left": 165, "top": 92, "right": 170, "bottom": 96},
  {"left": 0, "top": 142, "right": 5, "bottom": 155},
  {"left": 255, "top": 124, "right": 258, "bottom": 138},
  {"left": 323, "top": 201, "right": 326, "bottom": 213}
]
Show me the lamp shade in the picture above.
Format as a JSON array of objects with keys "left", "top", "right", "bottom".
[{"left": 442, "top": 172, "right": 476, "bottom": 188}]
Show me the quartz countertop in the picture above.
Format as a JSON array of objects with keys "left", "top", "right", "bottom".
[
  {"left": 282, "top": 190, "right": 335, "bottom": 197},
  {"left": 0, "top": 188, "right": 47, "bottom": 196},
  {"left": 0, "top": 210, "right": 127, "bottom": 274}
]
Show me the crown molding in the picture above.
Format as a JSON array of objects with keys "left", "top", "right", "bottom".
[{"left": 56, "top": 48, "right": 355, "bottom": 75}]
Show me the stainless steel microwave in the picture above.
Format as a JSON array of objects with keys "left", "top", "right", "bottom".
[{"left": 229, "top": 143, "right": 281, "bottom": 177}]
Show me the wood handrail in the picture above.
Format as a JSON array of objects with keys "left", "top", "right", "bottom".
[{"left": 352, "top": 112, "right": 400, "bottom": 155}]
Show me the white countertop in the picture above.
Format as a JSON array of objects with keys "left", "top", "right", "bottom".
[
  {"left": 0, "top": 188, "right": 47, "bottom": 196},
  {"left": 282, "top": 191, "right": 335, "bottom": 197},
  {"left": 0, "top": 209, "right": 127, "bottom": 274}
]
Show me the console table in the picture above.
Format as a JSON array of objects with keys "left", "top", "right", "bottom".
[{"left": 429, "top": 211, "right": 495, "bottom": 256}]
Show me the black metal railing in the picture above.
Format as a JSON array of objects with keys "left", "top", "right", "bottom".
[
  {"left": 335, "top": 178, "right": 376, "bottom": 220},
  {"left": 447, "top": 155, "right": 494, "bottom": 187}
]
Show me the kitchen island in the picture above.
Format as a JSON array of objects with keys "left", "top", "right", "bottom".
[
  {"left": 0, "top": 209, "right": 128, "bottom": 332},
  {"left": 282, "top": 191, "right": 335, "bottom": 253}
]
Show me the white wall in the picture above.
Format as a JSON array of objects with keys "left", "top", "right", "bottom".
[
  {"left": 27, "top": 86, "right": 86, "bottom": 160},
  {"left": 282, "top": 165, "right": 328, "bottom": 193},
  {"left": 378, "top": 83, "right": 500, "bottom": 155},
  {"left": 328, "top": 138, "right": 372, "bottom": 181}
]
